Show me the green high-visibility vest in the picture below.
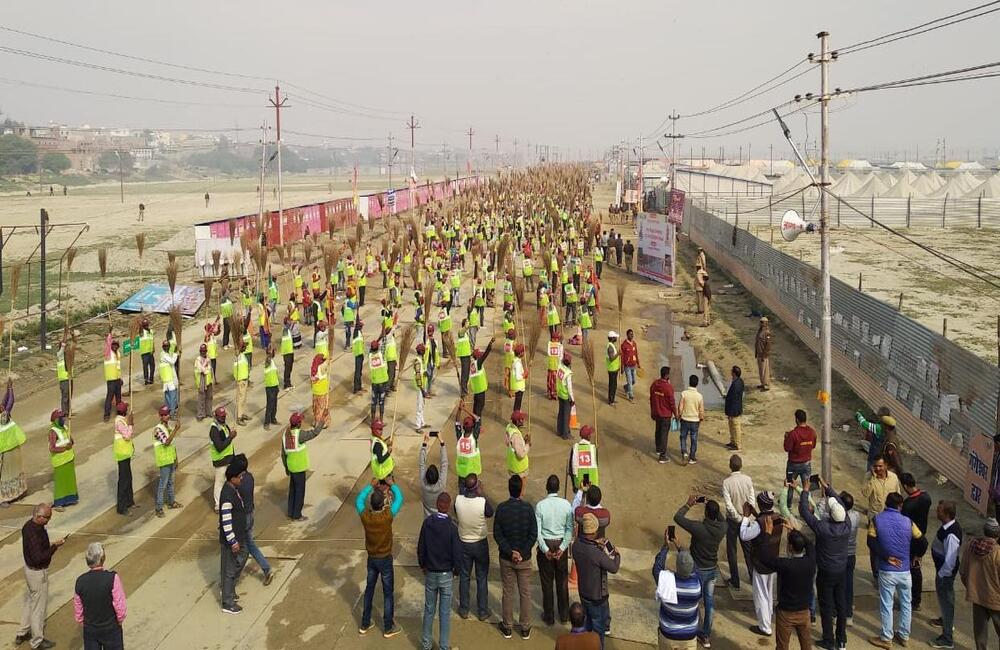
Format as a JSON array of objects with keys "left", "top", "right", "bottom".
[
  {"left": 547, "top": 304, "right": 561, "bottom": 326},
  {"left": 564, "top": 284, "right": 578, "bottom": 304},
  {"left": 220, "top": 300, "right": 234, "bottom": 319},
  {"left": 384, "top": 334, "right": 398, "bottom": 362},
  {"left": 369, "top": 351, "right": 389, "bottom": 385},
  {"left": 139, "top": 330, "right": 154, "bottom": 354},
  {"left": 159, "top": 356, "right": 175, "bottom": 385},
  {"left": 606, "top": 343, "right": 620, "bottom": 372},
  {"left": 455, "top": 433, "right": 481, "bottom": 477},
  {"left": 343, "top": 301, "right": 356, "bottom": 323},
  {"left": 0, "top": 420, "right": 26, "bottom": 454},
  {"left": 505, "top": 424, "right": 529, "bottom": 475},
  {"left": 153, "top": 423, "right": 177, "bottom": 467},
  {"left": 468, "top": 309, "right": 480, "bottom": 328},
  {"left": 207, "top": 338, "right": 217, "bottom": 360},
  {"left": 547, "top": 341, "right": 562, "bottom": 371},
  {"left": 316, "top": 334, "right": 329, "bottom": 360},
  {"left": 580, "top": 310, "right": 593, "bottom": 330},
  {"left": 370, "top": 437, "right": 394, "bottom": 479},
  {"left": 573, "top": 440, "right": 599, "bottom": 486},
  {"left": 56, "top": 358, "right": 70, "bottom": 382},
  {"left": 352, "top": 333, "right": 364, "bottom": 357},
  {"left": 469, "top": 360, "right": 488, "bottom": 394},
  {"left": 455, "top": 334, "right": 471, "bottom": 358},
  {"left": 242, "top": 332, "right": 252, "bottom": 352},
  {"left": 438, "top": 309, "right": 452, "bottom": 333},
  {"left": 312, "top": 363, "right": 329, "bottom": 395},
  {"left": 595, "top": 248, "right": 604, "bottom": 262},
  {"left": 280, "top": 332, "right": 294, "bottom": 355},
  {"left": 510, "top": 358, "right": 526, "bottom": 392},
  {"left": 556, "top": 365, "right": 572, "bottom": 400},
  {"left": 50, "top": 423, "right": 74, "bottom": 468},
  {"left": 284, "top": 428, "right": 310, "bottom": 473},
  {"left": 209, "top": 423, "right": 234, "bottom": 463},
  {"left": 112, "top": 416, "right": 134, "bottom": 461},
  {"left": 268, "top": 282, "right": 279, "bottom": 301},
  {"left": 263, "top": 359, "right": 279, "bottom": 388},
  {"left": 103, "top": 352, "right": 121, "bottom": 381},
  {"left": 233, "top": 354, "right": 249, "bottom": 381}
]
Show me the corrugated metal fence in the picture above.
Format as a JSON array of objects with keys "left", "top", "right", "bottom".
[{"left": 686, "top": 202, "right": 999, "bottom": 487}]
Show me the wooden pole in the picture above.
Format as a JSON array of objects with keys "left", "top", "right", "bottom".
[
  {"left": 943, "top": 317, "right": 948, "bottom": 338},
  {"left": 897, "top": 293, "right": 904, "bottom": 312},
  {"left": 858, "top": 273, "right": 862, "bottom": 291}
]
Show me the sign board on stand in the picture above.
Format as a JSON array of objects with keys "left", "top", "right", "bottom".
[
  {"left": 965, "top": 432, "right": 995, "bottom": 514},
  {"left": 636, "top": 212, "right": 675, "bottom": 287},
  {"left": 667, "top": 188, "right": 686, "bottom": 226}
]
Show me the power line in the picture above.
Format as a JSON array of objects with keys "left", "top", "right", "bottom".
[
  {"left": 840, "top": 60, "right": 1000, "bottom": 94},
  {"left": 281, "top": 81, "right": 408, "bottom": 118},
  {"left": 0, "top": 45, "right": 265, "bottom": 94},
  {"left": 838, "top": 1, "right": 1000, "bottom": 55},
  {"left": 0, "top": 76, "right": 259, "bottom": 108}
]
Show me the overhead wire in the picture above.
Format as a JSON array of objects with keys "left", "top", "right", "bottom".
[
  {"left": 0, "top": 77, "right": 261, "bottom": 108},
  {"left": 837, "top": 1, "right": 1000, "bottom": 56}
]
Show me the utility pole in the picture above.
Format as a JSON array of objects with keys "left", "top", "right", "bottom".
[
  {"left": 268, "top": 85, "right": 288, "bottom": 246},
  {"left": 513, "top": 138, "right": 519, "bottom": 169},
  {"left": 386, "top": 133, "right": 396, "bottom": 191},
  {"left": 494, "top": 135, "right": 501, "bottom": 170},
  {"left": 39, "top": 209, "right": 48, "bottom": 349},
  {"left": 663, "top": 111, "right": 684, "bottom": 188},
  {"left": 466, "top": 127, "right": 475, "bottom": 176},
  {"left": 116, "top": 150, "right": 124, "bottom": 204},
  {"left": 406, "top": 115, "right": 420, "bottom": 179},
  {"left": 258, "top": 123, "right": 267, "bottom": 239},
  {"left": 817, "top": 30, "right": 834, "bottom": 482},
  {"left": 637, "top": 134, "right": 644, "bottom": 212}
]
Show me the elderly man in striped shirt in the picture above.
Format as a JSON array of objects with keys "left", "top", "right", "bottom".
[
  {"left": 653, "top": 534, "right": 703, "bottom": 650},
  {"left": 218, "top": 459, "right": 249, "bottom": 615}
]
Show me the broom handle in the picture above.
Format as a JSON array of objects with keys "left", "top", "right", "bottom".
[
  {"left": 128, "top": 347, "right": 134, "bottom": 404},
  {"left": 590, "top": 381, "right": 599, "bottom": 445}
]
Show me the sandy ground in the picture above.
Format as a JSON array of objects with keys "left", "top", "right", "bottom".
[
  {"left": 0, "top": 181, "right": 983, "bottom": 649},
  {"left": 736, "top": 220, "right": 1000, "bottom": 364}
]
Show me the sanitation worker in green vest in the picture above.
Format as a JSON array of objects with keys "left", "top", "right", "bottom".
[
  {"left": 0, "top": 383, "right": 26, "bottom": 504},
  {"left": 370, "top": 419, "right": 394, "bottom": 482},
  {"left": 153, "top": 405, "right": 182, "bottom": 517},
  {"left": 504, "top": 410, "right": 530, "bottom": 479},
  {"left": 570, "top": 424, "right": 600, "bottom": 491},
  {"left": 49, "top": 408, "right": 78, "bottom": 509},
  {"left": 112, "top": 401, "right": 136, "bottom": 515},
  {"left": 282, "top": 411, "right": 323, "bottom": 521}
]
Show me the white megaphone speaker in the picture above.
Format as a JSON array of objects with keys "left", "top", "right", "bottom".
[{"left": 780, "top": 209, "right": 817, "bottom": 242}]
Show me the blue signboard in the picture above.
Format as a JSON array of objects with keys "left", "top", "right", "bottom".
[{"left": 117, "top": 282, "right": 206, "bottom": 316}]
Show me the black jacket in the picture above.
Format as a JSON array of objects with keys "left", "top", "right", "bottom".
[
  {"left": 417, "top": 513, "right": 463, "bottom": 573},
  {"left": 494, "top": 497, "right": 537, "bottom": 561},
  {"left": 219, "top": 482, "right": 248, "bottom": 547},
  {"left": 724, "top": 377, "right": 744, "bottom": 417},
  {"left": 209, "top": 421, "right": 236, "bottom": 467}
]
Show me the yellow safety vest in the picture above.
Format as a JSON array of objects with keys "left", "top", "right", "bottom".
[
  {"left": 284, "top": 427, "right": 310, "bottom": 473},
  {"left": 112, "top": 416, "right": 134, "bottom": 461},
  {"left": 209, "top": 423, "right": 234, "bottom": 463},
  {"left": 312, "top": 363, "right": 329, "bottom": 396},
  {"left": 556, "top": 365, "right": 572, "bottom": 400},
  {"left": 606, "top": 343, "right": 621, "bottom": 372},
  {"left": 456, "top": 433, "right": 481, "bottom": 477},
  {"left": 505, "top": 424, "right": 529, "bottom": 475},
  {"left": 547, "top": 341, "right": 562, "bottom": 371},
  {"left": 153, "top": 423, "right": 177, "bottom": 467},
  {"left": 370, "top": 437, "right": 394, "bottom": 479},
  {"left": 139, "top": 330, "right": 154, "bottom": 354},
  {"left": 233, "top": 354, "right": 249, "bottom": 381},
  {"left": 369, "top": 351, "right": 389, "bottom": 385},
  {"left": 469, "top": 359, "right": 488, "bottom": 394},
  {"left": 103, "top": 351, "right": 121, "bottom": 381},
  {"left": 50, "top": 423, "right": 74, "bottom": 468},
  {"left": 573, "top": 440, "right": 599, "bottom": 486},
  {"left": 455, "top": 334, "right": 471, "bottom": 358},
  {"left": 510, "top": 358, "right": 526, "bottom": 392},
  {"left": 263, "top": 359, "right": 279, "bottom": 388}
]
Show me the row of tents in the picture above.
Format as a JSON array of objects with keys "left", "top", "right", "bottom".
[{"left": 773, "top": 168, "right": 1000, "bottom": 199}]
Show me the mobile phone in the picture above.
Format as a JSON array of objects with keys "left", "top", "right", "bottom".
[
  {"left": 667, "top": 525, "right": 676, "bottom": 540},
  {"left": 809, "top": 474, "right": 820, "bottom": 490},
  {"left": 429, "top": 430, "right": 439, "bottom": 438},
  {"left": 695, "top": 496, "right": 707, "bottom": 504},
  {"left": 604, "top": 540, "right": 616, "bottom": 554},
  {"left": 583, "top": 472, "right": 590, "bottom": 485}
]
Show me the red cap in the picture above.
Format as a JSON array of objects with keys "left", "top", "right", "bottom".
[
  {"left": 290, "top": 412, "right": 304, "bottom": 427},
  {"left": 116, "top": 402, "right": 129, "bottom": 415},
  {"left": 551, "top": 331, "right": 562, "bottom": 341},
  {"left": 416, "top": 343, "right": 426, "bottom": 354},
  {"left": 472, "top": 348, "right": 482, "bottom": 359},
  {"left": 50, "top": 409, "right": 65, "bottom": 421},
  {"left": 580, "top": 425, "right": 594, "bottom": 440},
  {"left": 506, "top": 328, "right": 517, "bottom": 339},
  {"left": 371, "top": 419, "right": 385, "bottom": 433},
  {"left": 370, "top": 340, "right": 380, "bottom": 351},
  {"left": 158, "top": 405, "right": 171, "bottom": 417},
  {"left": 462, "top": 415, "right": 475, "bottom": 431},
  {"left": 562, "top": 353, "right": 572, "bottom": 365},
  {"left": 514, "top": 343, "right": 525, "bottom": 355},
  {"left": 214, "top": 406, "right": 227, "bottom": 420},
  {"left": 511, "top": 410, "right": 526, "bottom": 425}
]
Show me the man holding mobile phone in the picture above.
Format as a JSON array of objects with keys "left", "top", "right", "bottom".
[
  {"left": 17, "top": 503, "right": 65, "bottom": 649},
  {"left": 674, "top": 495, "right": 726, "bottom": 648},
  {"left": 783, "top": 410, "right": 817, "bottom": 509}
]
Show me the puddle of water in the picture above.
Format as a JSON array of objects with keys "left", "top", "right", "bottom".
[{"left": 646, "top": 306, "right": 724, "bottom": 410}]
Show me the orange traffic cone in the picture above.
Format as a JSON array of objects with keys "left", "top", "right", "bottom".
[
  {"left": 568, "top": 560, "right": 578, "bottom": 588},
  {"left": 569, "top": 404, "right": 579, "bottom": 430}
]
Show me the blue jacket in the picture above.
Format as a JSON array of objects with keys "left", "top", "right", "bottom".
[
  {"left": 724, "top": 377, "right": 744, "bottom": 417},
  {"left": 868, "top": 507, "right": 920, "bottom": 573}
]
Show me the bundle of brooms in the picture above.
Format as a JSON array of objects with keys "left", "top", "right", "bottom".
[{"left": 581, "top": 336, "right": 599, "bottom": 443}]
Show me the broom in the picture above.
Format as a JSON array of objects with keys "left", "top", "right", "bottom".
[
  {"left": 204, "top": 276, "right": 215, "bottom": 314},
  {"left": 233, "top": 251, "right": 244, "bottom": 278},
  {"left": 7, "top": 264, "right": 22, "bottom": 374},
  {"left": 212, "top": 249, "right": 222, "bottom": 276},
  {"left": 167, "top": 251, "right": 176, "bottom": 265},
  {"left": 525, "top": 316, "right": 542, "bottom": 438},
  {"left": 581, "top": 337, "right": 599, "bottom": 444},
  {"left": 616, "top": 281, "right": 627, "bottom": 337},
  {"left": 303, "top": 238, "right": 314, "bottom": 265},
  {"left": 166, "top": 260, "right": 179, "bottom": 306},
  {"left": 127, "top": 314, "right": 141, "bottom": 402},
  {"left": 228, "top": 218, "right": 238, "bottom": 247},
  {"left": 64, "top": 247, "right": 77, "bottom": 327},
  {"left": 390, "top": 323, "right": 416, "bottom": 430},
  {"left": 356, "top": 221, "right": 364, "bottom": 246},
  {"left": 98, "top": 248, "right": 111, "bottom": 325},
  {"left": 422, "top": 279, "right": 435, "bottom": 338},
  {"left": 135, "top": 233, "right": 146, "bottom": 294}
]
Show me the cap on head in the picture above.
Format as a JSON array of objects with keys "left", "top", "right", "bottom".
[
  {"left": 580, "top": 512, "right": 599, "bottom": 535},
  {"left": 827, "top": 497, "right": 846, "bottom": 523},
  {"left": 511, "top": 410, "right": 526, "bottom": 426},
  {"left": 676, "top": 550, "right": 695, "bottom": 578},
  {"left": 416, "top": 343, "right": 426, "bottom": 354},
  {"left": 214, "top": 406, "right": 227, "bottom": 420},
  {"left": 50, "top": 409, "right": 65, "bottom": 421},
  {"left": 472, "top": 348, "right": 482, "bottom": 359},
  {"left": 552, "top": 331, "right": 562, "bottom": 341},
  {"left": 984, "top": 517, "right": 1000, "bottom": 538},
  {"left": 580, "top": 424, "right": 594, "bottom": 440},
  {"left": 608, "top": 331, "right": 619, "bottom": 339},
  {"left": 463, "top": 415, "right": 475, "bottom": 431},
  {"left": 370, "top": 340, "right": 380, "bottom": 351},
  {"left": 757, "top": 490, "right": 775, "bottom": 511},
  {"left": 116, "top": 402, "right": 129, "bottom": 415},
  {"left": 562, "top": 353, "right": 572, "bottom": 365},
  {"left": 371, "top": 419, "right": 385, "bottom": 434},
  {"left": 289, "top": 412, "right": 303, "bottom": 427},
  {"left": 514, "top": 343, "right": 525, "bottom": 355},
  {"left": 881, "top": 415, "right": 896, "bottom": 428},
  {"left": 760, "top": 316, "right": 769, "bottom": 323},
  {"left": 158, "top": 405, "right": 171, "bottom": 417},
  {"left": 506, "top": 328, "right": 516, "bottom": 340}
]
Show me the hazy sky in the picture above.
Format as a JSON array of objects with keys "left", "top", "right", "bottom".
[{"left": 1, "top": 1, "right": 997, "bottom": 161}]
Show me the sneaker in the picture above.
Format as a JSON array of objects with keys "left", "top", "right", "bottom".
[
  {"left": 14, "top": 633, "right": 30, "bottom": 645},
  {"left": 688, "top": 458, "right": 697, "bottom": 465},
  {"left": 263, "top": 571, "right": 274, "bottom": 586},
  {"left": 222, "top": 604, "right": 243, "bottom": 615},
  {"left": 383, "top": 625, "right": 401, "bottom": 638},
  {"left": 682, "top": 453, "right": 689, "bottom": 463},
  {"left": 867, "top": 637, "right": 891, "bottom": 650},
  {"left": 658, "top": 454, "right": 669, "bottom": 464},
  {"left": 155, "top": 509, "right": 165, "bottom": 518},
  {"left": 478, "top": 610, "right": 493, "bottom": 622},
  {"left": 929, "top": 617, "right": 943, "bottom": 627},
  {"left": 815, "top": 641, "right": 836, "bottom": 650},
  {"left": 749, "top": 625, "right": 771, "bottom": 637},
  {"left": 838, "top": 644, "right": 847, "bottom": 650},
  {"left": 458, "top": 610, "right": 471, "bottom": 620},
  {"left": 498, "top": 623, "right": 513, "bottom": 639},
  {"left": 358, "top": 623, "right": 374, "bottom": 635},
  {"left": 168, "top": 501, "right": 183, "bottom": 509},
  {"left": 698, "top": 635, "right": 711, "bottom": 648},
  {"left": 930, "top": 637, "right": 954, "bottom": 649},
  {"left": 36, "top": 641, "right": 55, "bottom": 650},
  {"left": 892, "top": 633, "right": 909, "bottom": 647},
  {"left": 519, "top": 627, "right": 531, "bottom": 640}
]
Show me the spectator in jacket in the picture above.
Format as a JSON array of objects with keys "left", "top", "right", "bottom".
[
  {"left": 573, "top": 513, "right": 621, "bottom": 649},
  {"left": 649, "top": 366, "right": 676, "bottom": 463},
  {"left": 555, "top": 602, "right": 601, "bottom": 650},
  {"left": 494, "top": 475, "right": 537, "bottom": 640},
  {"left": 17, "top": 503, "right": 65, "bottom": 649},
  {"left": 762, "top": 530, "right": 816, "bottom": 650},
  {"left": 219, "top": 461, "right": 249, "bottom": 614},
  {"left": 73, "top": 542, "right": 126, "bottom": 650},
  {"left": 866, "top": 492, "right": 923, "bottom": 649},
  {"left": 724, "top": 366, "right": 744, "bottom": 451},
  {"left": 535, "top": 474, "right": 575, "bottom": 626},
  {"left": 740, "top": 491, "right": 785, "bottom": 637},
  {"left": 234, "top": 455, "right": 273, "bottom": 586},
  {"left": 418, "top": 491, "right": 462, "bottom": 650},
  {"left": 573, "top": 484, "right": 611, "bottom": 539},
  {"left": 419, "top": 431, "right": 448, "bottom": 517},
  {"left": 861, "top": 456, "right": 902, "bottom": 518},
  {"left": 677, "top": 375, "right": 705, "bottom": 465},
  {"left": 959, "top": 517, "right": 1000, "bottom": 650},
  {"left": 722, "top": 455, "right": 755, "bottom": 590},
  {"left": 356, "top": 477, "right": 404, "bottom": 638},
  {"left": 783, "top": 409, "right": 816, "bottom": 508},
  {"left": 674, "top": 496, "right": 726, "bottom": 647},
  {"left": 929, "top": 500, "right": 962, "bottom": 649},
  {"left": 454, "top": 474, "right": 494, "bottom": 621},
  {"left": 653, "top": 537, "right": 702, "bottom": 650},
  {"left": 900, "top": 473, "right": 931, "bottom": 612},
  {"left": 798, "top": 476, "right": 851, "bottom": 650}
]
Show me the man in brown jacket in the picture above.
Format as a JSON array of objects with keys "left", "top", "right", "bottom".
[
  {"left": 755, "top": 317, "right": 772, "bottom": 391},
  {"left": 960, "top": 517, "right": 1000, "bottom": 650},
  {"left": 356, "top": 478, "right": 403, "bottom": 638}
]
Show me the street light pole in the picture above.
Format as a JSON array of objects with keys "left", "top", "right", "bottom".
[{"left": 817, "top": 30, "right": 834, "bottom": 482}]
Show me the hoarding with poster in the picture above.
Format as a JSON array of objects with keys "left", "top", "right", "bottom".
[
  {"left": 636, "top": 212, "right": 675, "bottom": 286},
  {"left": 965, "top": 432, "right": 995, "bottom": 514},
  {"left": 667, "top": 188, "right": 686, "bottom": 225}
]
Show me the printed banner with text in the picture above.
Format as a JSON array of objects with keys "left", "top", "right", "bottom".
[{"left": 637, "top": 212, "right": 675, "bottom": 286}]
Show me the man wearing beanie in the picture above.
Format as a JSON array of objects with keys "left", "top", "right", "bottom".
[
  {"left": 762, "top": 529, "right": 816, "bottom": 650},
  {"left": 572, "top": 512, "right": 621, "bottom": 649},
  {"left": 234, "top": 454, "right": 273, "bottom": 586},
  {"left": 959, "top": 517, "right": 1000, "bottom": 650},
  {"left": 218, "top": 460, "right": 249, "bottom": 614},
  {"left": 739, "top": 490, "right": 785, "bottom": 637},
  {"left": 653, "top": 535, "right": 702, "bottom": 650},
  {"left": 798, "top": 476, "right": 851, "bottom": 650}
]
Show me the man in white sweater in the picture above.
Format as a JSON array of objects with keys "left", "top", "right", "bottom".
[{"left": 454, "top": 474, "right": 494, "bottom": 621}]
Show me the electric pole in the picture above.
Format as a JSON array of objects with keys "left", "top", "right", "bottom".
[
  {"left": 406, "top": 115, "right": 420, "bottom": 179},
  {"left": 466, "top": 127, "right": 475, "bottom": 175},
  {"left": 268, "top": 85, "right": 288, "bottom": 246},
  {"left": 258, "top": 123, "right": 267, "bottom": 238},
  {"left": 664, "top": 110, "right": 683, "bottom": 187},
  {"left": 495, "top": 135, "right": 501, "bottom": 170},
  {"left": 386, "top": 133, "right": 396, "bottom": 191},
  {"left": 637, "top": 134, "right": 644, "bottom": 212},
  {"left": 817, "top": 30, "right": 834, "bottom": 483}
]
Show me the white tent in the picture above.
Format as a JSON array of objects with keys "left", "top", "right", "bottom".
[
  {"left": 831, "top": 171, "right": 864, "bottom": 195},
  {"left": 890, "top": 161, "right": 928, "bottom": 170},
  {"left": 912, "top": 172, "right": 944, "bottom": 195},
  {"left": 852, "top": 173, "right": 890, "bottom": 197},
  {"left": 772, "top": 167, "right": 811, "bottom": 194},
  {"left": 965, "top": 172, "right": 1000, "bottom": 198},
  {"left": 930, "top": 172, "right": 981, "bottom": 198},
  {"left": 881, "top": 172, "right": 924, "bottom": 198}
]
